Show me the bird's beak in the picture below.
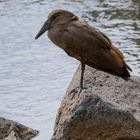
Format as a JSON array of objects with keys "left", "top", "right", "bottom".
[{"left": 35, "top": 19, "right": 51, "bottom": 39}]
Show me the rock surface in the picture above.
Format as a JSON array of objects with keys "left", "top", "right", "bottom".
[
  {"left": 0, "top": 117, "right": 39, "bottom": 140},
  {"left": 51, "top": 66, "right": 140, "bottom": 140}
]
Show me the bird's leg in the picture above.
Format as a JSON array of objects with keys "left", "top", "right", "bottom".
[
  {"left": 80, "top": 62, "right": 85, "bottom": 92},
  {"left": 69, "top": 62, "right": 87, "bottom": 97},
  {"left": 74, "top": 62, "right": 87, "bottom": 94}
]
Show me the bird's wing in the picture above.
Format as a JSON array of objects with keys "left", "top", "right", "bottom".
[
  {"left": 63, "top": 21, "right": 112, "bottom": 51},
  {"left": 98, "top": 30, "right": 112, "bottom": 45},
  {"left": 62, "top": 21, "right": 127, "bottom": 74},
  {"left": 112, "top": 44, "right": 124, "bottom": 59}
]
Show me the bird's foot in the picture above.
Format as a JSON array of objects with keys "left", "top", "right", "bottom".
[{"left": 69, "top": 86, "right": 87, "bottom": 99}]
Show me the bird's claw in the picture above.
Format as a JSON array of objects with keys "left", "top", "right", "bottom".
[{"left": 69, "top": 86, "right": 87, "bottom": 99}]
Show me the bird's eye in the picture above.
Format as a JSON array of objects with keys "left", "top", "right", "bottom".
[
  {"left": 71, "top": 16, "right": 78, "bottom": 20},
  {"left": 52, "top": 16, "right": 57, "bottom": 20}
]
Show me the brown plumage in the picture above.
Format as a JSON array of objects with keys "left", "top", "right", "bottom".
[{"left": 35, "top": 9, "right": 132, "bottom": 92}]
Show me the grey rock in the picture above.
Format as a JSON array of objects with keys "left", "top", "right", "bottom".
[
  {"left": 0, "top": 117, "right": 39, "bottom": 140},
  {"left": 51, "top": 66, "right": 140, "bottom": 140}
]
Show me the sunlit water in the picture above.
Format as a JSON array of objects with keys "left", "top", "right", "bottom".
[{"left": 0, "top": 0, "right": 139, "bottom": 139}]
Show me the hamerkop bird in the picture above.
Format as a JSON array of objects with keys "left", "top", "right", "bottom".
[{"left": 35, "top": 9, "right": 132, "bottom": 93}]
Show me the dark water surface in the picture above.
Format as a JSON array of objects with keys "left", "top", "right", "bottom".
[{"left": 0, "top": 0, "right": 139, "bottom": 139}]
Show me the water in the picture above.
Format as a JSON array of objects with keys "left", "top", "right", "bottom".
[{"left": 0, "top": 0, "right": 139, "bottom": 139}]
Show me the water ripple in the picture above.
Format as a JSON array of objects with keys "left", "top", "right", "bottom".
[{"left": 0, "top": 0, "right": 139, "bottom": 139}]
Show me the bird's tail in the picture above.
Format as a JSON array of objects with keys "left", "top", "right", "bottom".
[
  {"left": 120, "top": 63, "right": 132, "bottom": 80},
  {"left": 120, "top": 67, "right": 130, "bottom": 80}
]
